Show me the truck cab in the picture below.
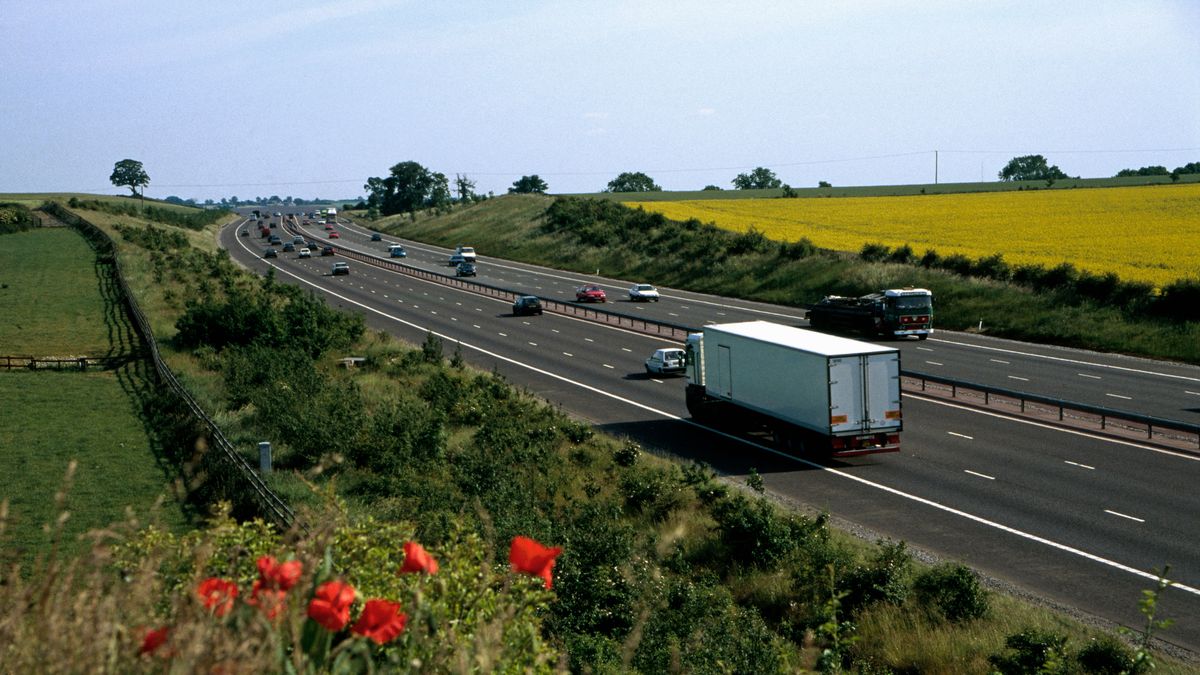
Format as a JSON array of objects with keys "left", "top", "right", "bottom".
[{"left": 807, "top": 287, "right": 932, "bottom": 339}]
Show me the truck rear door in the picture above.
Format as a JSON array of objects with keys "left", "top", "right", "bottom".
[{"left": 828, "top": 353, "right": 901, "bottom": 434}]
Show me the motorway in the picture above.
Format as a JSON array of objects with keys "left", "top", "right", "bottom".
[{"left": 227, "top": 210, "right": 1200, "bottom": 654}]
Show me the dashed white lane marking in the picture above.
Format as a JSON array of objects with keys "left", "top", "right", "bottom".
[
  {"left": 1106, "top": 393, "right": 1132, "bottom": 400},
  {"left": 585, "top": 338, "right": 594, "bottom": 342},
  {"left": 917, "top": 347, "right": 934, "bottom": 352},
  {"left": 472, "top": 324, "right": 480, "bottom": 328},
  {"left": 603, "top": 364, "right": 614, "bottom": 369},
  {"left": 528, "top": 342, "right": 537, "bottom": 346},
  {"left": 668, "top": 312, "right": 679, "bottom": 317},
  {"left": 451, "top": 317, "right": 457, "bottom": 321},
  {"left": 622, "top": 347, "right": 632, "bottom": 352},
  {"left": 563, "top": 352, "right": 573, "bottom": 357},
  {"left": 1105, "top": 509, "right": 1145, "bottom": 523},
  {"left": 1065, "top": 461, "right": 1095, "bottom": 470},
  {"left": 964, "top": 470, "right": 995, "bottom": 480},
  {"left": 552, "top": 329, "right": 560, "bottom": 333},
  {"left": 651, "top": 378, "right": 663, "bottom": 383},
  {"left": 990, "top": 358, "right": 1010, "bottom": 364},
  {"left": 933, "top": 337, "right": 1200, "bottom": 383},
  {"left": 498, "top": 332, "right": 507, "bottom": 337},
  {"left": 926, "top": 361, "right": 943, "bottom": 366},
  {"left": 1078, "top": 373, "right": 1102, "bottom": 380},
  {"left": 1187, "top": 391, "right": 1200, "bottom": 396},
  {"left": 948, "top": 431, "right": 974, "bottom": 440},
  {"left": 1008, "top": 375, "right": 1029, "bottom": 381}
]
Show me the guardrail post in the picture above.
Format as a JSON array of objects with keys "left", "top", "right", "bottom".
[{"left": 258, "top": 441, "right": 273, "bottom": 475}]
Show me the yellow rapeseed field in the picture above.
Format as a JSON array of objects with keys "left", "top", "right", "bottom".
[{"left": 626, "top": 184, "right": 1200, "bottom": 286}]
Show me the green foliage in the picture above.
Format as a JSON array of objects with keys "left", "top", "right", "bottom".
[
  {"left": 710, "top": 492, "right": 810, "bottom": 568},
  {"left": 999, "top": 154, "right": 1069, "bottom": 182},
  {"left": 1118, "top": 567, "right": 1174, "bottom": 673},
  {"left": 0, "top": 202, "right": 37, "bottom": 234},
  {"left": 1076, "top": 635, "right": 1139, "bottom": 674},
  {"left": 67, "top": 197, "right": 227, "bottom": 230},
  {"left": 859, "top": 242, "right": 890, "bottom": 262},
  {"left": 913, "top": 562, "right": 989, "bottom": 623},
  {"left": 509, "top": 174, "right": 549, "bottom": 194},
  {"left": 420, "top": 330, "right": 443, "bottom": 362},
  {"left": 109, "top": 158, "right": 150, "bottom": 196},
  {"left": 1116, "top": 165, "right": 1170, "bottom": 177},
  {"left": 606, "top": 171, "right": 662, "bottom": 193},
  {"left": 988, "top": 628, "right": 1071, "bottom": 674},
  {"left": 364, "top": 161, "right": 446, "bottom": 215},
  {"left": 114, "top": 222, "right": 189, "bottom": 250},
  {"left": 839, "top": 540, "right": 912, "bottom": 616},
  {"left": 733, "top": 166, "right": 783, "bottom": 190}
]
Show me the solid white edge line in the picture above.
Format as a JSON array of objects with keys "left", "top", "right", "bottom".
[
  {"left": 230, "top": 225, "right": 1200, "bottom": 598},
  {"left": 947, "top": 431, "right": 974, "bottom": 440},
  {"left": 933, "top": 337, "right": 1200, "bottom": 383}
]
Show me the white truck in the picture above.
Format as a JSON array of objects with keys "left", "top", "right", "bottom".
[{"left": 685, "top": 321, "right": 902, "bottom": 458}]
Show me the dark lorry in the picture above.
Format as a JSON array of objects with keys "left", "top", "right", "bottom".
[{"left": 806, "top": 288, "right": 933, "bottom": 340}]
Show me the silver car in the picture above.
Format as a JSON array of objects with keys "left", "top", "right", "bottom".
[
  {"left": 629, "top": 283, "right": 660, "bottom": 302},
  {"left": 645, "top": 347, "right": 686, "bottom": 375}
]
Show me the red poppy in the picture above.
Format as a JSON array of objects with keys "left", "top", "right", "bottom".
[
  {"left": 257, "top": 556, "right": 303, "bottom": 591},
  {"left": 509, "top": 536, "right": 562, "bottom": 589},
  {"left": 139, "top": 625, "right": 170, "bottom": 656},
  {"left": 307, "top": 580, "right": 356, "bottom": 632},
  {"left": 196, "top": 577, "right": 239, "bottom": 617},
  {"left": 398, "top": 541, "right": 439, "bottom": 575},
  {"left": 247, "top": 582, "right": 289, "bottom": 620},
  {"left": 351, "top": 599, "right": 408, "bottom": 645}
]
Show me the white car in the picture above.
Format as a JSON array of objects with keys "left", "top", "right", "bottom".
[
  {"left": 298, "top": 248, "right": 311, "bottom": 258},
  {"left": 455, "top": 245, "right": 477, "bottom": 262},
  {"left": 629, "top": 283, "right": 660, "bottom": 302},
  {"left": 645, "top": 347, "right": 686, "bottom": 375}
]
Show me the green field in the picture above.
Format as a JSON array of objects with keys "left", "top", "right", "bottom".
[
  {"left": 0, "top": 224, "right": 187, "bottom": 568},
  {"left": 0, "top": 228, "right": 117, "bottom": 356}
]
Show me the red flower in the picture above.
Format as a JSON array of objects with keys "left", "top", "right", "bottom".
[
  {"left": 247, "top": 582, "right": 289, "bottom": 620},
  {"left": 351, "top": 599, "right": 408, "bottom": 645},
  {"left": 257, "top": 556, "right": 303, "bottom": 591},
  {"left": 509, "top": 536, "right": 562, "bottom": 589},
  {"left": 398, "top": 541, "right": 439, "bottom": 575},
  {"left": 139, "top": 626, "right": 170, "bottom": 656},
  {"left": 307, "top": 580, "right": 356, "bottom": 632},
  {"left": 196, "top": 577, "right": 239, "bottom": 617}
]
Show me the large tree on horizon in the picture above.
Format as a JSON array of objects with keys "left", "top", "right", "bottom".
[
  {"left": 110, "top": 159, "right": 150, "bottom": 197},
  {"left": 732, "top": 167, "right": 781, "bottom": 190},
  {"left": 605, "top": 171, "right": 661, "bottom": 193},
  {"left": 998, "top": 155, "right": 1068, "bottom": 182}
]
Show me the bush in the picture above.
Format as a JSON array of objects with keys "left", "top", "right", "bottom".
[
  {"left": 1153, "top": 278, "right": 1200, "bottom": 322},
  {"left": 988, "top": 628, "right": 1071, "bottom": 674},
  {"left": 839, "top": 540, "right": 912, "bottom": 615},
  {"left": 887, "top": 244, "right": 915, "bottom": 265},
  {"left": 1076, "top": 635, "right": 1140, "bottom": 674},
  {"left": 859, "top": 242, "right": 890, "bottom": 262},
  {"left": 709, "top": 493, "right": 807, "bottom": 568},
  {"left": 913, "top": 562, "right": 988, "bottom": 623},
  {"left": 0, "top": 202, "right": 37, "bottom": 234}
]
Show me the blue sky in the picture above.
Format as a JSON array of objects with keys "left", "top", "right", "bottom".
[{"left": 3, "top": 0, "right": 1198, "bottom": 200}]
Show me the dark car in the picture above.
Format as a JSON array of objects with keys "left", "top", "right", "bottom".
[
  {"left": 370, "top": 233, "right": 382, "bottom": 241},
  {"left": 455, "top": 262, "right": 477, "bottom": 277},
  {"left": 240, "top": 229, "right": 249, "bottom": 237},
  {"left": 321, "top": 245, "right": 335, "bottom": 256},
  {"left": 292, "top": 235, "right": 305, "bottom": 245},
  {"left": 512, "top": 295, "right": 543, "bottom": 316},
  {"left": 282, "top": 242, "right": 295, "bottom": 252},
  {"left": 263, "top": 248, "right": 278, "bottom": 258},
  {"left": 268, "top": 234, "right": 282, "bottom": 245}
]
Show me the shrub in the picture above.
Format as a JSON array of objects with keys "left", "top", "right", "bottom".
[
  {"left": 778, "top": 237, "right": 817, "bottom": 260},
  {"left": 887, "top": 244, "right": 915, "bottom": 265},
  {"left": 988, "top": 628, "right": 1071, "bottom": 674},
  {"left": 919, "top": 249, "right": 941, "bottom": 268},
  {"left": 913, "top": 562, "right": 988, "bottom": 623},
  {"left": 1076, "top": 635, "right": 1140, "bottom": 674},
  {"left": 0, "top": 202, "right": 37, "bottom": 234},
  {"left": 839, "top": 540, "right": 912, "bottom": 615},
  {"left": 709, "top": 493, "right": 806, "bottom": 568},
  {"left": 1153, "top": 278, "right": 1200, "bottom": 322},
  {"left": 972, "top": 253, "right": 1011, "bottom": 281},
  {"left": 859, "top": 242, "right": 890, "bottom": 262}
]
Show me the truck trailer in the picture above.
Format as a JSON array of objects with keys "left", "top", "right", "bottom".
[
  {"left": 685, "top": 321, "right": 902, "bottom": 457},
  {"left": 806, "top": 288, "right": 933, "bottom": 339}
]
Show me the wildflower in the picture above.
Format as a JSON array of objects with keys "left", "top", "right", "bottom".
[
  {"left": 509, "top": 536, "right": 562, "bottom": 589},
  {"left": 307, "top": 580, "right": 356, "bottom": 632},
  {"left": 398, "top": 541, "right": 439, "bottom": 575},
  {"left": 256, "top": 556, "right": 302, "bottom": 591},
  {"left": 196, "top": 577, "right": 239, "bottom": 617},
  {"left": 351, "top": 599, "right": 408, "bottom": 645},
  {"left": 138, "top": 626, "right": 170, "bottom": 656}
]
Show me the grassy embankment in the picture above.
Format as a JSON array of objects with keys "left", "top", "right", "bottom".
[
  {"left": 0, "top": 225, "right": 188, "bottom": 568},
  {"left": 369, "top": 192, "right": 1200, "bottom": 364},
  {"left": 0, "top": 196, "right": 1188, "bottom": 671}
]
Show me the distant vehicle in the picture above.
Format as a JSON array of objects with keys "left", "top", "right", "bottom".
[
  {"left": 455, "top": 245, "right": 476, "bottom": 262},
  {"left": 455, "top": 262, "right": 477, "bottom": 277},
  {"left": 292, "top": 235, "right": 305, "bottom": 245},
  {"left": 806, "top": 288, "right": 933, "bottom": 340},
  {"left": 331, "top": 262, "right": 350, "bottom": 275},
  {"left": 282, "top": 242, "right": 295, "bottom": 252},
  {"left": 629, "top": 283, "right": 660, "bottom": 302},
  {"left": 328, "top": 231, "right": 340, "bottom": 239},
  {"left": 273, "top": 211, "right": 282, "bottom": 217},
  {"left": 388, "top": 244, "right": 407, "bottom": 258},
  {"left": 575, "top": 284, "right": 606, "bottom": 302},
  {"left": 263, "top": 248, "right": 278, "bottom": 258},
  {"left": 324, "top": 223, "right": 333, "bottom": 230},
  {"left": 448, "top": 252, "right": 465, "bottom": 266},
  {"left": 512, "top": 295, "right": 543, "bottom": 316},
  {"left": 321, "top": 246, "right": 335, "bottom": 256},
  {"left": 259, "top": 227, "right": 269, "bottom": 238},
  {"left": 370, "top": 233, "right": 382, "bottom": 241},
  {"left": 645, "top": 347, "right": 686, "bottom": 375},
  {"left": 326, "top": 207, "right": 337, "bottom": 221},
  {"left": 240, "top": 229, "right": 249, "bottom": 237},
  {"left": 298, "top": 248, "right": 311, "bottom": 258},
  {"left": 268, "top": 234, "right": 282, "bottom": 245}
]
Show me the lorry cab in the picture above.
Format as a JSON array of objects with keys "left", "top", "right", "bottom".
[{"left": 880, "top": 288, "right": 933, "bottom": 338}]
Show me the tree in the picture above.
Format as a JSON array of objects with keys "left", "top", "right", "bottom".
[
  {"left": 605, "top": 171, "right": 661, "bottom": 193},
  {"left": 702, "top": 185, "right": 722, "bottom": 191},
  {"left": 364, "top": 161, "right": 440, "bottom": 216},
  {"left": 110, "top": 159, "right": 150, "bottom": 198},
  {"left": 508, "top": 175, "right": 549, "bottom": 194},
  {"left": 998, "top": 155, "right": 1068, "bottom": 182},
  {"left": 454, "top": 174, "right": 477, "bottom": 202},
  {"left": 818, "top": 181, "right": 832, "bottom": 188},
  {"left": 1115, "top": 166, "right": 1168, "bottom": 177},
  {"left": 1174, "top": 161, "right": 1200, "bottom": 175},
  {"left": 732, "top": 167, "right": 782, "bottom": 190},
  {"left": 428, "top": 172, "right": 451, "bottom": 210}
]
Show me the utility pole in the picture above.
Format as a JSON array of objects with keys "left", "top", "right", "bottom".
[{"left": 934, "top": 150, "right": 939, "bottom": 184}]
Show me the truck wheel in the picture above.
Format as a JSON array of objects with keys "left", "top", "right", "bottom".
[{"left": 918, "top": 334, "right": 928, "bottom": 340}]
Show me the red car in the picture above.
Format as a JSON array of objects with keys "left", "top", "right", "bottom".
[
  {"left": 328, "top": 231, "right": 340, "bottom": 239},
  {"left": 575, "top": 284, "right": 606, "bottom": 302}
]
